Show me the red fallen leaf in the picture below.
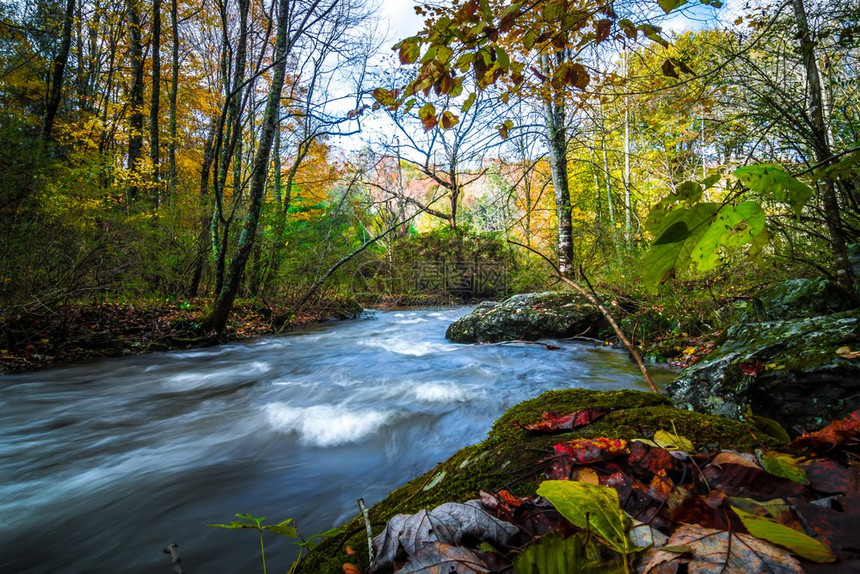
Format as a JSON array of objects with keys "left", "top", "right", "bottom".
[
  {"left": 523, "top": 408, "right": 607, "bottom": 433},
  {"left": 628, "top": 441, "right": 677, "bottom": 480},
  {"left": 738, "top": 360, "right": 766, "bottom": 377},
  {"left": 791, "top": 493, "right": 860, "bottom": 559},
  {"left": 803, "top": 459, "right": 858, "bottom": 495},
  {"left": 790, "top": 409, "right": 860, "bottom": 453},
  {"left": 600, "top": 470, "right": 672, "bottom": 529},
  {"left": 667, "top": 487, "right": 729, "bottom": 530},
  {"left": 552, "top": 437, "right": 628, "bottom": 464},
  {"left": 342, "top": 564, "right": 361, "bottom": 574}
]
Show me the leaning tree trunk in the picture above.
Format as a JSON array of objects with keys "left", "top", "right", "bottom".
[
  {"left": 791, "top": 0, "right": 853, "bottom": 288},
  {"left": 204, "top": 0, "right": 292, "bottom": 335}
]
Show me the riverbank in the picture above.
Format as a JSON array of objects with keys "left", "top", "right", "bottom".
[
  {"left": 0, "top": 296, "right": 363, "bottom": 374},
  {"left": 297, "top": 388, "right": 858, "bottom": 573}
]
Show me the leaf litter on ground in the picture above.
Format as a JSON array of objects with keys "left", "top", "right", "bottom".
[{"left": 366, "top": 407, "right": 860, "bottom": 573}]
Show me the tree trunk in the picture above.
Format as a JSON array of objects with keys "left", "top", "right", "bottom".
[
  {"left": 205, "top": 0, "right": 292, "bottom": 334},
  {"left": 42, "top": 0, "right": 76, "bottom": 141},
  {"left": 541, "top": 56, "right": 573, "bottom": 277},
  {"left": 168, "top": 0, "right": 179, "bottom": 198},
  {"left": 150, "top": 0, "right": 162, "bottom": 205},
  {"left": 791, "top": 0, "right": 853, "bottom": 288},
  {"left": 127, "top": 0, "right": 145, "bottom": 203}
]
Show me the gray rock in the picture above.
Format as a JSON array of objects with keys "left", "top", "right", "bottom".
[
  {"left": 667, "top": 309, "right": 860, "bottom": 430},
  {"left": 445, "top": 291, "right": 604, "bottom": 344},
  {"left": 750, "top": 277, "right": 857, "bottom": 321}
]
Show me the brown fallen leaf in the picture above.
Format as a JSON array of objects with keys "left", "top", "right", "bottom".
[
  {"left": 643, "top": 523, "right": 804, "bottom": 573},
  {"left": 399, "top": 542, "right": 490, "bottom": 573}
]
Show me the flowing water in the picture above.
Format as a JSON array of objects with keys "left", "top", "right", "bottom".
[{"left": 0, "top": 307, "right": 674, "bottom": 573}]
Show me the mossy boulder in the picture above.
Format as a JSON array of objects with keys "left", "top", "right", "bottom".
[
  {"left": 296, "top": 388, "right": 775, "bottom": 574},
  {"left": 445, "top": 292, "right": 604, "bottom": 343},
  {"left": 667, "top": 309, "right": 860, "bottom": 430},
  {"left": 749, "top": 277, "right": 858, "bottom": 321}
]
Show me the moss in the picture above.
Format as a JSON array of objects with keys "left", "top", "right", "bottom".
[{"left": 296, "top": 389, "right": 771, "bottom": 574}]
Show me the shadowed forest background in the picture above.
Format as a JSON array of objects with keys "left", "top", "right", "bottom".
[{"left": 0, "top": 0, "right": 857, "bottom": 364}]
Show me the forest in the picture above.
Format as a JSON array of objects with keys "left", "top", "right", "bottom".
[
  {"left": 1, "top": 0, "right": 859, "bottom": 572},
  {"left": 0, "top": 0, "right": 856, "bottom": 359}
]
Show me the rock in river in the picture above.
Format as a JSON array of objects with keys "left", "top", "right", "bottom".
[
  {"left": 445, "top": 291, "right": 604, "bottom": 344},
  {"left": 667, "top": 309, "right": 860, "bottom": 430}
]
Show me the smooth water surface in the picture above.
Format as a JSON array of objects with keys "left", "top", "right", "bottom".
[{"left": 0, "top": 307, "right": 673, "bottom": 573}]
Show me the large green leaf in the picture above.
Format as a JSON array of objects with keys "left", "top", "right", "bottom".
[
  {"left": 733, "top": 164, "right": 814, "bottom": 218},
  {"left": 537, "top": 481, "right": 638, "bottom": 556},
  {"left": 692, "top": 201, "right": 766, "bottom": 271},
  {"left": 642, "top": 203, "right": 719, "bottom": 291},
  {"left": 759, "top": 452, "right": 808, "bottom": 485},
  {"left": 732, "top": 507, "right": 836, "bottom": 562},
  {"left": 513, "top": 533, "right": 611, "bottom": 574}
]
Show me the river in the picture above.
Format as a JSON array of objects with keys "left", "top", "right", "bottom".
[{"left": 0, "top": 307, "right": 674, "bottom": 573}]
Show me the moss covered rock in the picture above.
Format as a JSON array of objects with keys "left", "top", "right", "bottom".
[
  {"left": 750, "top": 277, "right": 858, "bottom": 321},
  {"left": 667, "top": 309, "right": 860, "bottom": 430},
  {"left": 296, "top": 388, "right": 773, "bottom": 574},
  {"left": 445, "top": 292, "right": 604, "bottom": 343}
]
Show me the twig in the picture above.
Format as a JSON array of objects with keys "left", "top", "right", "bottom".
[
  {"left": 507, "top": 240, "right": 660, "bottom": 394},
  {"left": 162, "top": 542, "right": 185, "bottom": 574},
  {"left": 358, "top": 498, "right": 374, "bottom": 565}
]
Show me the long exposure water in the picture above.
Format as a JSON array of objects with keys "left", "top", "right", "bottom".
[{"left": 0, "top": 307, "right": 674, "bottom": 573}]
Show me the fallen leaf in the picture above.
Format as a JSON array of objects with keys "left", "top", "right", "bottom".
[
  {"left": 538, "top": 480, "right": 639, "bottom": 556},
  {"left": 644, "top": 523, "right": 804, "bottom": 573},
  {"left": 370, "top": 501, "right": 518, "bottom": 573},
  {"left": 836, "top": 346, "right": 860, "bottom": 359},
  {"left": 732, "top": 506, "right": 836, "bottom": 562},
  {"left": 803, "top": 459, "right": 856, "bottom": 494},
  {"left": 553, "top": 437, "right": 629, "bottom": 464},
  {"left": 399, "top": 542, "right": 490, "bottom": 573},
  {"left": 343, "top": 564, "right": 361, "bottom": 574},
  {"left": 738, "top": 360, "right": 766, "bottom": 377},
  {"left": 524, "top": 408, "right": 607, "bottom": 433},
  {"left": 791, "top": 493, "right": 860, "bottom": 559},
  {"left": 654, "top": 430, "right": 693, "bottom": 452},
  {"left": 791, "top": 409, "right": 860, "bottom": 453},
  {"left": 709, "top": 451, "right": 760, "bottom": 470},
  {"left": 702, "top": 462, "right": 808, "bottom": 500},
  {"left": 759, "top": 452, "right": 809, "bottom": 485}
]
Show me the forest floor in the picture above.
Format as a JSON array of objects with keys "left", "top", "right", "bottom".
[{"left": 0, "top": 296, "right": 363, "bottom": 374}]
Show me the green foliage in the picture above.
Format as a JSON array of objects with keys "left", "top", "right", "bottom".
[
  {"left": 208, "top": 513, "right": 342, "bottom": 574},
  {"left": 514, "top": 533, "right": 611, "bottom": 574},
  {"left": 642, "top": 163, "right": 816, "bottom": 292},
  {"left": 733, "top": 164, "right": 813, "bottom": 219},
  {"left": 732, "top": 507, "right": 836, "bottom": 563},
  {"left": 536, "top": 481, "right": 639, "bottom": 558}
]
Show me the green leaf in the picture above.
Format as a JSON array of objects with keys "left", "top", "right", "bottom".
[
  {"left": 513, "top": 533, "right": 610, "bottom": 574},
  {"left": 264, "top": 518, "right": 299, "bottom": 539},
  {"left": 461, "top": 92, "right": 476, "bottom": 114},
  {"left": 537, "top": 480, "right": 638, "bottom": 556},
  {"left": 745, "top": 407, "right": 790, "bottom": 443},
  {"left": 654, "top": 429, "right": 694, "bottom": 452},
  {"left": 733, "top": 164, "right": 814, "bottom": 219},
  {"left": 642, "top": 203, "right": 719, "bottom": 291},
  {"left": 657, "top": 0, "right": 687, "bottom": 13},
  {"left": 207, "top": 521, "right": 258, "bottom": 530},
  {"left": 702, "top": 173, "right": 721, "bottom": 189},
  {"left": 692, "top": 201, "right": 766, "bottom": 272},
  {"left": 759, "top": 453, "right": 809, "bottom": 484},
  {"left": 732, "top": 507, "right": 836, "bottom": 563}
]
